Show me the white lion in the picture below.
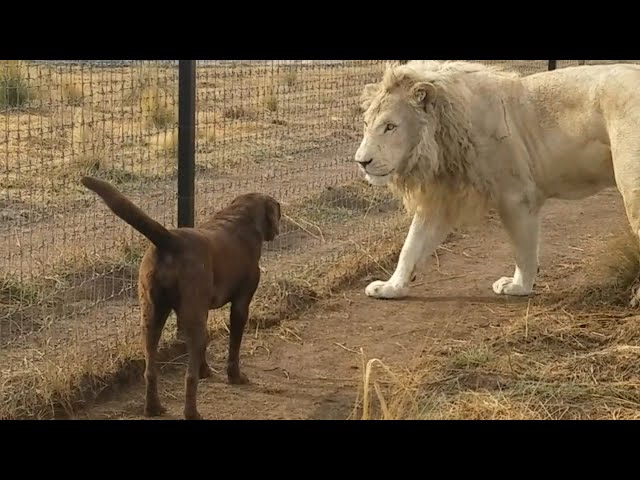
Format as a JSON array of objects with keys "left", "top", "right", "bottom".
[{"left": 355, "top": 60, "right": 640, "bottom": 306}]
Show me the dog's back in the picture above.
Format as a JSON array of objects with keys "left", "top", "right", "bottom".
[{"left": 139, "top": 225, "right": 261, "bottom": 310}]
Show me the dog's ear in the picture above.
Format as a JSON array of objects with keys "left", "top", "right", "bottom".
[{"left": 262, "top": 199, "right": 281, "bottom": 241}]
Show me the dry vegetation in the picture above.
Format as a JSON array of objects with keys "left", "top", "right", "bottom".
[{"left": 356, "top": 229, "right": 640, "bottom": 420}]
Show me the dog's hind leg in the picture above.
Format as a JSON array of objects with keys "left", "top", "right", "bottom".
[
  {"left": 141, "top": 295, "right": 171, "bottom": 418},
  {"left": 198, "top": 335, "right": 213, "bottom": 379},
  {"left": 227, "top": 294, "right": 253, "bottom": 385},
  {"left": 179, "top": 309, "right": 209, "bottom": 420}
]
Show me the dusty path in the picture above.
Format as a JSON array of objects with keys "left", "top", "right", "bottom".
[{"left": 74, "top": 188, "right": 628, "bottom": 420}]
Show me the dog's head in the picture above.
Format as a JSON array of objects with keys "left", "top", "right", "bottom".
[{"left": 230, "top": 193, "right": 281, "bottom": 242}]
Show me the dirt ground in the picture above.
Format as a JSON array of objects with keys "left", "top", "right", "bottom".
[{"left": 73, "top": 187, "right": 629, "bottom": 420}]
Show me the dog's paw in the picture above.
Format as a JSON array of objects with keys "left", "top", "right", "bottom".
[
  {"left": 365, "top": 280, "right": 409, "bottom": 299},
  {"left": 228, "top": 371, "right": 250, "bottom": 385},
  {"left": 144, "top": 403, "right": 167, "bottom": 418},
  {"left": 199, "top": 364, "right": 213, "bottom": 379},
  {"left": 492, "top": 277, "right": 532, "bottom": 296},
  {"left": 184, "top": 409, "right": 203, "bottom": 420}
]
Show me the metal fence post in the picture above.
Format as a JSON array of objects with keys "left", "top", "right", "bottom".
[
  {"left": 178, "top": 60, "right": 196, "bottom": 228},
  {"left": 548, "top": 60, "right": 557, "bottom": 71}
]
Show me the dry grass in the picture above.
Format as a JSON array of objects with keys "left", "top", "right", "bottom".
[
  {"left": 1, "top": 341, "right": 140, "bottom": 419},
  {"left": 0, "top": 274, "right": 42, "bottom": 305},
  {"left": 68, "top": 109, "right": 105, "bottom": 173},
  {"left": 0, "top": 60, "right": 31, "bottom": 109},
  {"left": 139, "top": 85, "right": 176, "bottom": 129},
  {"left": 284, "top": 68, "right": 298, "bottom": 88},
  {"left": 1, "top": 62, "right": 87, "bottom": 111},
  {"left": 250, "top": 229, "right": 403, "bottom": 330},
  {"left": 222, "top": 106, "right": 252, "bottom": 120},
  {"left": 356, "top": 231, "right": 640, "bottom": 420},
  {"left": 263, "top": 86, "right": 278, "bottom": 112},
  {"left": 58, "top": 74, "right": 84, "bottom": 106},
  {"left": 566, "top": 226, "right": 640, "bottom": 308},
  {"left": 148, "top": 128, "right": 178, "bottom": 154}
]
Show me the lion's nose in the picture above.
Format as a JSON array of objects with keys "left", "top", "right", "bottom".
[{"left": 357, "top": 158, "right": 373, "bottom": 167}]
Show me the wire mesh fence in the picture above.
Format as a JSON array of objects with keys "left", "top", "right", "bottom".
[
  {"left": 0, "top": 60, "right": 180, "bottom": 417},
  {"left": 1, "top": 59, "right": 635, "bottom": 418}
]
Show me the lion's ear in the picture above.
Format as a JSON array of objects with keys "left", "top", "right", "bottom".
[
  {"left": 410, "top": 82, "right": 437, "bottom": 109},
  {"left": 384, "top": 60, "right": 403, "bottom": 69},
  {"left": 359, "top": 83, "right": 379, "bottom": 112}
]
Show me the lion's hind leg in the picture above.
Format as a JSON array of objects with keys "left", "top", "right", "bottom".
[{"left": 610, "top": 133, "right": 640, "bottom": 307}]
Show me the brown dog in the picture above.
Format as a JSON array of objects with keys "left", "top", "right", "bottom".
[{"left": 81, "top": 176, "right": 281, "bottom": 420}]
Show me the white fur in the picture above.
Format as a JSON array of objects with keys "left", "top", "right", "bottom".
[
  {"left": 365, "top": 213, "right": 451, "bottom": 298},
  {"left": 356, "top": 61, "right": 640, "bottom": 305}
]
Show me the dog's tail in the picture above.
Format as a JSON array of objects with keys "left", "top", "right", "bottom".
[{"left": 81, "top": 176, "right": 180, "bottom": 252}]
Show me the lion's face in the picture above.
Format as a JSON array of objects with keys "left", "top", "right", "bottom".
[{"left": 355, "top": 82, "right": 434, "bottom": 187}]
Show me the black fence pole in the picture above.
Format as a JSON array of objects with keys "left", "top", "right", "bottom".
[
  {"left": 177, "top": 60, "right": 196, "bottom": 228},
  {"left": 548, "top": 60, "right": 557, "bottom": 71}
]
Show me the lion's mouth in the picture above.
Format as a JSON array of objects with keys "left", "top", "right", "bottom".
[{"left": 367, "top": 169, "right": 395, "bottom": 178}]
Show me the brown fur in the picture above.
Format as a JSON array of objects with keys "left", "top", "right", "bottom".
[{"left": 81, "top": 176, "right": 281, "bottom": 420}]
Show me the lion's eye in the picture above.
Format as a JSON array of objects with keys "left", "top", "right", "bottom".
[{"left": 384, "top": 123, "right": 397, "bottom": 133}]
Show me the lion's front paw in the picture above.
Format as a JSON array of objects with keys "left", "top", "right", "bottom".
[
  {"left": 365, "top": 280, "right": 409, "bottom": 299},
  {"left": 492, "top": 277, "right": 532, "bottom": 296}
]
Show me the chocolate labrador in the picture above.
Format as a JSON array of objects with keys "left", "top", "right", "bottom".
[{"left": 81, "top": 176, "right": 281, "bottom": 420}]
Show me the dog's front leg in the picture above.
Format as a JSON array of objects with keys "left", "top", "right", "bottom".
[{"left": 227, "top": 296, "right": 252, "bottom": 385}]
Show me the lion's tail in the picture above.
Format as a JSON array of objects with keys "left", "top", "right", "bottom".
[{"left": 81, "top": 176, "right": 180, "bottom": 252}]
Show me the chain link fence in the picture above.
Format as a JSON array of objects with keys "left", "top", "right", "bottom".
[{"left": 1, "top": 59, "right": 633, "bottom": 418}]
